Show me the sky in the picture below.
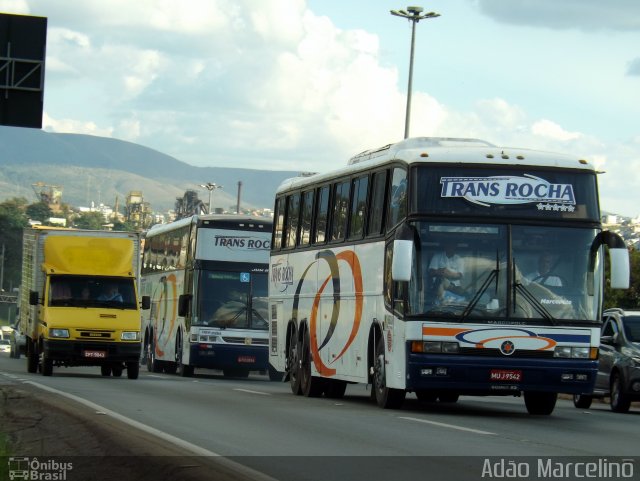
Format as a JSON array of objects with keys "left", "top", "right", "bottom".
[{"left": 1, "top": 0, "right": 639, "bottom": 216}]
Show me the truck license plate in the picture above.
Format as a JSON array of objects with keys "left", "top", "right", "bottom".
[
  {"left": 84, "top": 350, "right": 107, "bottom": 359},
  {"left": 490, "top": 369, "right": 522, "bottom": 382}
]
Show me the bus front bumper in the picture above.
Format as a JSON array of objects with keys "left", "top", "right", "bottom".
[
  {"left": 189, "top": 342, "right": 268, "bottom": 370},
  {"left": 406, "top": 353, "right": 597, "bottom": 395}
]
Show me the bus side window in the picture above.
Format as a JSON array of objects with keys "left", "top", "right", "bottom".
[
  {"left": 272, "top": 197, "right": 285, "bottom": 250},
  {"left": 367, "top": 169, "right": 388, "bottom": 237},
  {"left": 331, "top": 181, "right": 350, "bottom": 242},
  {"left": 348, "top": 175, "right": 369, "bottom": 241},
  {"left": 284, "top": 193, "right": 301, "bottom": 248},
  {"left": 299, "top": 190, "right": 314, "bottom": 246},
  {"left": 313, "top": 185, "right": 330, "bottom": 245},
  {"left": 387, "top": 167, "right": 407, "bottom": 231}
]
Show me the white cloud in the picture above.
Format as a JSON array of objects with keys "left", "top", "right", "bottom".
[
  {"left": 0, "top": 0, "right": 29, "bottom": 13},
  {"left": 531, "top": 119, "right": 582, "bottom": 142},
  {"left": 43, "top": 112, "right": 114, "bottom": 137}
]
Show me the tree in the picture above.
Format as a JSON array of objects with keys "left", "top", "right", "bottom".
[
  {"left": 25, "top": 201, "right": 53, "bottom": 223},
  {"left": 73, "top": 211, "right": 107, "bottom": 230},
  {"left": 604, "top": 248, "right": 640, "bottom": 309},
  {"left": 0, "top": 198, "right": 29, "bottom": 291}
]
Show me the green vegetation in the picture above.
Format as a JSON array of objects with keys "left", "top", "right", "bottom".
[
  {"left": 0, "top": 197, "right": 139, "bottom": 293},
  {"left": 604, "top": 248, "right": 640, "bottom": 309}
]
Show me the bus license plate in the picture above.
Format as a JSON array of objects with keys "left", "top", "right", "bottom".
[
  {"left": 83, "top": 350, "right": 107, "bottom": 359},
  {"left": 238, "top": 356, "right": 255, "bottom": 364},
  {"left": 490, "top": 369, "right": 522, "bottom": 382}
]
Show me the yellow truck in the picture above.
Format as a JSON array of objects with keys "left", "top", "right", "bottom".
[{"left": 19, "top": 227, "right": 150, "bottom": 378}]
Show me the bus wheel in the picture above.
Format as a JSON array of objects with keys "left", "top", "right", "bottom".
[
  {"left": 287, "top": 326, "right": 302, "bottom": 395},
  {"left": 176, "top": 332, "right": 194, "bottom": 377},
  {"left": 438, "top": 392, "right": 459, "bottom": 403},
  {"left": 300, "top": 328, "right": 324, "bottom": 397},
  {"left": 573, "top": 394, "right": 593, "bottom": 409},
  {"left": 610, "top": 373, "right": 631, "bottom": 413},
  {"left": 127, "top": 361, "right": 140, "bottom": 379},
  {"left": 27, "top": 340, "right": 38, "bottom": 373},
  {"left": 146, "top": 337, "right": 162, "bottom": 373},
  {"left": 101, "top": 365, "right": 112, "bottom": 376},
  {"left": 324, "top": 379, "right": 347, "bottom": 399},
  {"left": 372, "top": 337, "right": 405, "bottom": 409},
  {"left": 268, "top": 365, "right": 284, "bottom": 382},
  {"left": 524, "top": 391, "right": 557, "bottom": 415},
  {"left": 415, "top": 390, "right": 438, "bottom": 403}
]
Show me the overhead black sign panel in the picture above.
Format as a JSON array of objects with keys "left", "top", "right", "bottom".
[{"left": 0, "top": 13, "right": 47, "bottom": 129}]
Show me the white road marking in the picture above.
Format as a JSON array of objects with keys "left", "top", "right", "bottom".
[
  {"left": 20, "top": 379, "right": 278, "bottom": 481},
  {"left": 399, "top": 416, "right": 496, "bottom": 435},
  {"left": 234, "top": 388, "right": 271, "bottom": 396}
]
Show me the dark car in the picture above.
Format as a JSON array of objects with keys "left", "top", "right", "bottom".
[{"left": 573, "top": 308, "right": 640, "bottom": 413}]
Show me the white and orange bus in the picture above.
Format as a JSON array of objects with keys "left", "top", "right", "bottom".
[
  {"left": 141, "top": 214, "right": 276, "bottom": 378},
  {"left": 268, "top": 137, "right": 629, "bottom": 414}
]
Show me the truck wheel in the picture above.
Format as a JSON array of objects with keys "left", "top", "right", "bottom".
[
  {"left": 127, "top": 361, "right": 139, "bottom": 379},
  {"left": 41, "top": 352, "right": 53, "bottom": 376},
  {"left": 101, "top": 365, "right": 112, "bottom": 376},
  {"left": 112, "top": 365, "right": 124, "bottom": 377},
  {"left": 27, "top": 340, "right": 38, "bottom": 373}
]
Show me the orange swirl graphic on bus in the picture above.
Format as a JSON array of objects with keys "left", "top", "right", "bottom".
[
  {"left": 154, "top": 273, "right": 178, "bottom": 357},
  {"left": 293, "top": 250, "right": 363, "bottom": 377}
]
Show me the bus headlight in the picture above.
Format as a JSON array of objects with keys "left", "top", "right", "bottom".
[
  {"left": 121, "top": 331, "right": 140, "bottom": 341},
  {"left": 553, "top": 346, "right": 594, "bottom": 359},
  {"left": 49, "top": 329, "right": 69, "bottom": 338}
]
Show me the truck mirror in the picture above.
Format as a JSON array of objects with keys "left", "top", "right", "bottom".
[
  {"left": 178, "top": 294, "right": 192, "bottom": 317},
  {"left": 140, "top": 295, "right": 151, "bottom": 310},
  {"left": 29, "top": 290, "right": 39, "bottom": 305}
]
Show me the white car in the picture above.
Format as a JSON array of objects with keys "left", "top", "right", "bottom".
[{"left": 0, "top": 339, "right": 10, "bottom": 353}]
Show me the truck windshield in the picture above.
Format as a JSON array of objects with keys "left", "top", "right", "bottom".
[
  {"left": 406, "top": 222, "right": 602, "bottom": 323},
  {"left": 194, "top": 270, "right": 268, "bottom": 330},
  {"left": 48, "top": 275, "right": 137, "bottom": 309}
]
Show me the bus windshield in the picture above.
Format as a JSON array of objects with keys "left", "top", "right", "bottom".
[
  {"left": 195, "top": 270, "right": 268, "bottom": 330},
  {"left": 407, "top": 222, "right": 602, "bottom": 322}
]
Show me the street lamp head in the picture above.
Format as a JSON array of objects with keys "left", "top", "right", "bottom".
[{"left": 407, "top": 6, "right": 423, "bottom": 14}]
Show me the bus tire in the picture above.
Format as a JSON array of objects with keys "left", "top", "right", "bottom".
[
  {"left": 287, "top": 325, "right": 302, "bottom": 395},
  {"left": 127, "top": 361, "right": 140, "bottom": 379},
  {"left": 146, "top": 336, "right": 162, "bottom": 373},
  {"left": 27, "top": 340, "right": 38, "bottom": 373},
  {"left": 524, "top": 391, "right": 557, "bottom": 415},
  {"left": 176, "top": 331, "right": 194, "bottom": 377},
  {"left": 268, "top": 365, "right": 284, "bottom": 382},
  {"left": 300, "top": 328, "right": 324, "bottom": 397},
  {"left": 372, "top": 337, "right": 405, "bottom": 409},
  {"left": 573, "top": 394, "right": 593, "bottom": 409}
]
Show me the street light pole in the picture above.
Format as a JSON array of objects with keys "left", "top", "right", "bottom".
[
  {"left": 390, "top": 6, "right": 440, "bottom": 139},
  {"left": 200, "top": 182, "right": 223, "bottom": 214}
]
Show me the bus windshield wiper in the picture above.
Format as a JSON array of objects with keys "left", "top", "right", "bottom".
[
  {"left": 511, "top": 260, "right": 556, "bottom": 325},
  {"left": 461, "top": 250, "right": 500, "bottom": 322}
]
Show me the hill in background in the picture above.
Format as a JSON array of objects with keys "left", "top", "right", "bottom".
[{"left": 0, "top": 126, "right": 298, "bottom": 212}]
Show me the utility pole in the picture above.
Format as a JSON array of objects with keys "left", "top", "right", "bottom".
[{"left": 0, "top": 244, "right": 5, "bottom": 292}]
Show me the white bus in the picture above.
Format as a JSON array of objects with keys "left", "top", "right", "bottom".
[
  {"left": 141, "top": 214, "right": 276, "bottom": 378},
  {"left": 268, "top": 137, "right": 629, "bottom": 414}
]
